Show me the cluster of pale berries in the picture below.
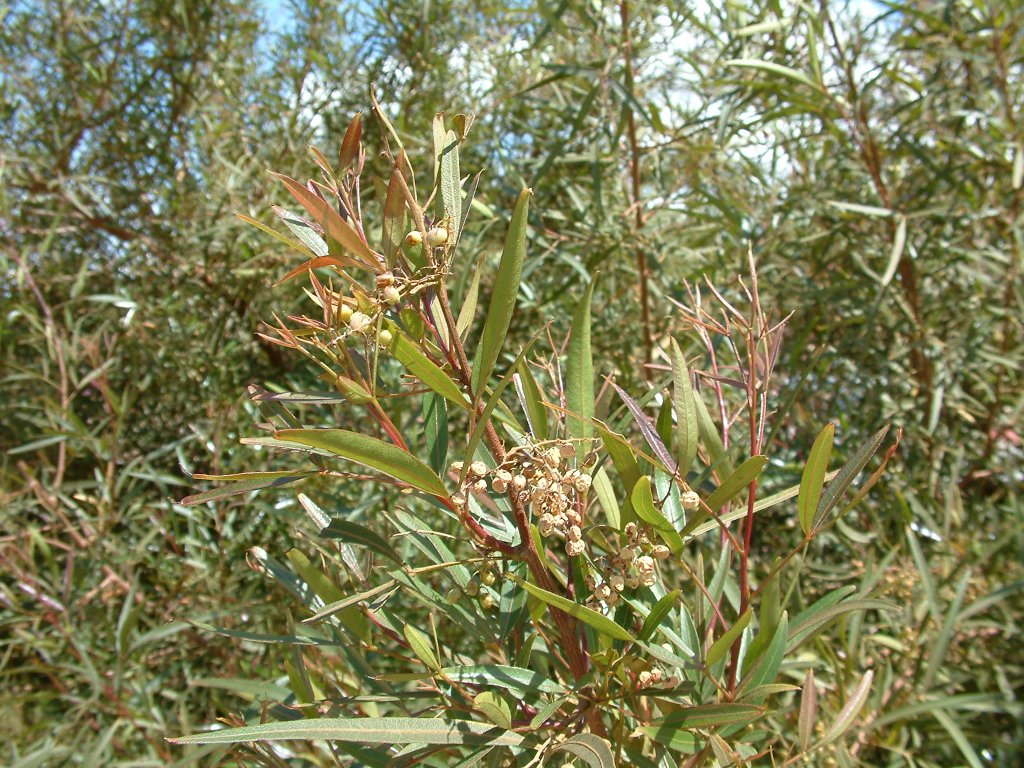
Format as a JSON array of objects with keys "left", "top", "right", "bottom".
[
  {"left": 584, "top": 521, "right": 670, "bottom": 611},
  {"left": 452, "top": 440, "right": 594, "bottom": 558},
  {"left": 337, "top": 270, "right": 404, "bottom": 346}
]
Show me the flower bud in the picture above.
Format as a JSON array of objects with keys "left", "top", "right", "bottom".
[
  {"left": 681, "top": 490, "right": 701, "bottom": 510},
  {"left": 382, "top": 285, "right": 401, "bottom": 306},
  {"left": 348, "top": 311, "right": 372, "bottom": 333},
  {"left": 377, "top": 329, "right": 394, "bottom": 348},
  {"left": 425, "top": 227, "right": 448, "bottom": 247}
]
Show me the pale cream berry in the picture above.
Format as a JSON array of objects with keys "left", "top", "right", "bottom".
[
  {"left": 425, "top": 226, "right": 449, "bottom": 247},
  {"left": 566, "top": 539, "right": 585, "bottom": 557},
  {"left": 377, "top": 329, "right": 394, "bottom": 348},
  {"left": 382, "top": 285, "right": 401, "bottom": 306},
  {"left": 544, "top": 448, "right": 561, "bottom": 468},
  {"left": 451, "top": 493, "right": 467, "bottom": 509},
  {"left": 638, "top": 555, "right": 655, "bottom": 573},
  {"left": 641, "top": 571, "right": 657, "bottom": 587},
  {"left": 480, "top": 569, "right": 496, "bottom": 586},
  {"left": 638, "top": 670, "right": 652, "bottom": 687},
  {"left": 473, "top": 479, "right": 488, "bottom": 494},
  {"left": 513, "top": 475, "right": 527, "bottom": 491},
  {"left": 567, "top": 524, "right": 582, "bottom": 542},
  {"left": 566, "top": 510, "right": 581, "bottom": 527},
  {"left": 496, "top": 469, "right": 512, "bottom": 484},
  {"left": 348, "top": 311, "right": 372, "bottom": 333},
  {"left": 625, "top": 573, "right": 641, "bottom": 590},
  {"left": 539, "top": 514, "right": 555, "bottom": 536},
  {"left": 652, "top": 544, "right": 671, "bottom": 560},
  {"left": 595, "top": 583, "right": 612, "bottom": 601},
  {"left": 682, "top": 490, "right": 701, "bottom": 510},
  {"left": 470, "top": 461, "right": 488, "bottom": 477},
  {"left": 625, "top": 522, "right": 638, "bottom": 539},
  {"left": 479, "top": 593, "right": 495, "bottom": 609},
  {"left": 574, "top": 474, "right": 592, "bottom": 493},
  {"left": 492, "top": 476, "right": 507, "bottom": 493},
  {"left": 450, "top": 461, "right": 464, "bottom": 474},
  {"left": 375, "top": 271, "right": 396, "bottom": 287},
  {"left": 405, "top": 230, "right": 423, "bottom": 247},
  {"left": 338, "top": 304, "right": 354, "bottom": 324},
  {"left": 465, "top": 578, "right": 480, "bottom": 596},
  {"left": 605, "top": 591, "right": 621, "bottom": 607},
  {"left": 609, "top": 573, "right": 625, "bottom": 592},
  {"left": 619, "top": 546, "right": 635, "bottom": 563}
]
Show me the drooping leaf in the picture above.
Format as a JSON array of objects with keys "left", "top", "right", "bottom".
[
  {"left": 168, "top": 717, "right": 524, "bottom": 747},
  {"left": 820, "top": 671, "right": 874, "bottom": 747},
  {"left": 472, "top": 189, "right": 530, "bottom": 393},
  {"left": 472, "top": 692, "right": 512, "bottom": 730},
  {"left": 612, "top": 382, "right": 676, "bottom": 472},
  {"left": 456, "top": 255, "right": 484, "bottom": 339},
  {"left": 514, "top": 363, "right": 549, "bottom": 440},
  {"left": 798, "top": 669, "right": 817, "bottom": 751},
  {"left": 551, "top": 734, "right": 615, "bottom": 768},
  {"left": 319, "top": 519, "right": 402, "bottom": 565},
  {"left": 815, "top": 426, "right": 889, "bottom": 520},
  {"left": 180, "top": 473, "right": 316, "bottom": 506},
  {"left": 274, "top": 429, "right": 447, "bottom": 497}
]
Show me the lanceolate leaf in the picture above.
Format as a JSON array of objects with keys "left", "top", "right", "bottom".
[
  {"left": 565, "top": 278, "right": 596, "bottom": 443},
  {"left": 639, "top": 590, "right": 680, "bottom": 642},
  {"left": 706, "top": 608, "right": 752, "bottom": 668},
  {"left": 274, "top": 429, "right": 447, "bottom": 497},
  {"left": 180, "top": 473, "right": 316, "bottom": 506},
  {"left": 440, "top": 129, "right": 462, "bottom": 240},
  {"left": 650, "top": 703, "right": 764, "bottom": 730},
  {"left": 386, "top": 323, "right": 468, "bottom": 409},
  {"left": 820, "top": 671, "right": 874, "bottom": 747},
  {"left": 456, "top": 255, "right": 484, "bottom": 339},
  {"left": 404, "top": 624, "right": 441, "bottom": 672},
  {"left": 440, "top": 665, "right": 564, "bottom": 695},
  {"left": 320, "top": 519, "right": 402, "bottom": 564},
  {"left": 507, "top": 574, "right": 634, "bottom": 642},
  {"left": 670, "top": 338, "right": 698, "bottom": 477},
  {"left": 612, "top": 382, "right": 676, "bottom": 472},
  {"left": 168, "top": 717, "right": 525, "bottom": 747},
  {"left": 551, "top": 734, "right": 615, "bottom": 768},
  {"left": 271, "top": 172, "right": 381, "bottom": 272},
  {"left": 473, "top": 189, "right": 531, "bottom": 394},
  {"left": 799, "top": 423, "right": 834, "bottom": 534},
  {"left": 514, "top": 363, "right": 549, "bottom": 440},
  {"left": 815, "top": 426, "right": 889, "bottom": 520},
  {"left": 704, "top": 455, "right": 768, "bottom": 511},
  {"left": 630, "top": 477, "right": 683, "bottom": 553}
]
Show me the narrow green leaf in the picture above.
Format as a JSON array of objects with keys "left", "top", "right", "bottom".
[
  {"left": 639, "top": 590, "right": 680, "bottom": 642},
  {"left": 725, "top": 58, "right": 819, "bottom": 89},
  {"left": 507, "top": 574, "right": 634, "bottom": 642},
  {"left": 670, "top": 338, "right": 698, "bottom": 477},
  {"left": 612, "top": 383, "right": 676, "bottom": 472},
  {"left": 274, "top": 429, "right": 447, "bottom": 497},
  {"left": 404, "top": 624, "right": 441, "bottom": 672},
  {"left": 631, "top": 477, "right": 683, "bottom": 554},
  {"left": 799, "top": 424, "right": 834, "bottom": 534},
  {"left": 705, "top": 455, "right": 768, "bottom": 511},
  {"left": 287, "top": 549, "right": 344, "bottom": 603},
  {"left": 440, "top": 130, "right": 462, "bottom": 241},
  {"left": 816, "top": 426, "right": 889, "bottom": 519},
  {"left": 515, "top": 363, "right": 549, "bottom": 440},
  {"left": 565, "top": 278, "right": 596, "bottom": 443},
  {"left": 424, "top": 393, "right": 448, "bottom": 475},
  {"left": 168, "top": 717, "right": 524, "bottom": 747},
  {"left": 530, "top": 695, "right": 569, "bottom": 730},
  {"left": 272, "top": 205, "right": 331, "bottom": 258},
  {"left": 387, "top": 323, "right": 468, "bottom": 410},
  {"left": 456, "top": 255, "right": 484, "bottom": 339},
  {"left": 305, "top": 580, "right": 398, "bottom": 624},
  {"left": 641, "top": 725, "right": 698, "bottom": 753},
  {"left": 651, "top": 703, "right": 764, "bottom": 730},
  {"left": 320, "top": 520, "right": 402, "bottom": 565},
  {"left": 235, "top": 213, "right": 318, "bottom": 259},
  {"left": 694, "top": 392, "right": 734, "bottom": 479},
  {"left": 932, "top": 709, "right": 985, "bottom": 768},
  {"left": 739, "top": 612, "right": 788, "bottom": 698},
  {"left": 473, "top": 189, "right": 531, "bottom": 393},
  {"left": 821, "top": 671, "right": 873, "bottom": 747},
  {"left": 591, "top": 466, "right": 621, "bottom": 530},
  {"left": 472, "top": 692, "right": 511, "bottom": 730},
  {"left": 706, "top": 608, "right": 752, "bottom": 668},
  {"left": 798, "top": 669, "right": 817, "bottom": 751},
  {"left": 551, "top": 734, "right": 615, "bottom": 768}
]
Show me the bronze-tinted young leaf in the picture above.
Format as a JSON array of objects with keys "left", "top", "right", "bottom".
[
  {"left": 272, "top": 172, "right": 381, "bottom": 272},
  {"left": 274, "top": 429, "right": 447, "bottom": 497},
  {"left": 799, "top": 423, "right": 834, "bottom": 534},
  {"left": 611, "top": 382, "right": 676, "bottom": 472},
  {"left": 472, "top": 188, "right": 530, "bottom": 393},
  {"left": 565, "top": 278, "right": 596, "bottom": 443},
  {"left": 338, "top": 112, "right": 363, "bottom": 169},
  {"left": 381, "top": 165, "right": 406, "bottom": 267},
  {"left": 168, "top": 716, "right": 525, "bottom": 747},
  {"left": 274, "top": 255, "right": 349, "bottom": 286}
]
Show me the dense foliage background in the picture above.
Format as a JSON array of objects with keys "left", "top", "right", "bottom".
[{"left": 1, "top": 0, "right": 1020, "bottom": 765}]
